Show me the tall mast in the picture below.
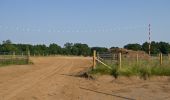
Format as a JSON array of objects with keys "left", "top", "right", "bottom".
[{"left": 149, "top": 24, "right": 151, "bottom": 55}]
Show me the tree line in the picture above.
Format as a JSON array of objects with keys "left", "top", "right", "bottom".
[
  {"left": 124, "top": 41, "right": 170, "bottom": 54},
  {"left": 0, "top": 40, "right": 170, "bottom": 56},
  {"left": 0, "top": 40, "right": 108, "bottom": 56}
]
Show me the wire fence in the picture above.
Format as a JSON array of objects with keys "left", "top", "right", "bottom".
[
  {"left": 97, "top": 52, "right": 170, "bottom": 68},
  {"left": 97, "top": 52, "right": 118, "bottom": 64},
  {"left": 0, "top": 52, "right": 29, "bottom": 66}
]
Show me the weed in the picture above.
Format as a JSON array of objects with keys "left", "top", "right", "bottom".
[{"left": 89, "top": 59, "right": 170, "bottom": 79}]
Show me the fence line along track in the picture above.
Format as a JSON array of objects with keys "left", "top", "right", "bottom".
[
  {"left": 0, "top": 52, "right": 30, "bottom": 65},
  {"left": 92, "top": 50, "right": 170, "bottom": 69}
]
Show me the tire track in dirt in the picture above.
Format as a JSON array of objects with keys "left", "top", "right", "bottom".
[
  {"left": 1, "top": 57, "right": 170, "bottom": 100},
  {"left": 61, "top": 58, "right": 93, "bottom": 100},
  {"left": 10, "top": 57, "right": 91, "bottom": 100},
  {"left": 0, "top": 57, "right": 92, "bottom": 100},
  {"left": 0, "top": 58, "right": 72, "bottom": 100},
  {"left": 58, "top": 59, "right": 81, "bottom": 100}
]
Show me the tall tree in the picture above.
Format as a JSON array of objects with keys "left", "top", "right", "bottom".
[
  {"left": 159, "top": 42, "right": 170, "bottom": 54},
  {"left": 150, "top": 41, "right": 160, "bottom": 54},
  {"left": 0, "top": 40, "right": 17, "bottom": 53},
  {"left": 91, "top": 47, "right": 108, "bottom": 53},
  {"left": 124, "top": 43, "right": 142, "bottom": 51},
  {"left": 73, "top": 43, "right": 91, "bottom": 56},
  {"left": 49, "top": 43, "right": 62, "bottom": 54},
  {"left": 63, "top": 42, "right": 73, "bottom": 55}
]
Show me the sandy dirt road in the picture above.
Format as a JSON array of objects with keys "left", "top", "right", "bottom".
[{"left": 0, "top": 57, "right": 170, "bottom": 100}]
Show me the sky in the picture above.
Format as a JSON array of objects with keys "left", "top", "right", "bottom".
[{"left": 0, "top": 0, "right": 170, "bottom": 48}]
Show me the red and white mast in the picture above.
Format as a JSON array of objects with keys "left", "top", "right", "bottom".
[{"left": 149, "top": 24, "right": 151, "bottom": 55}]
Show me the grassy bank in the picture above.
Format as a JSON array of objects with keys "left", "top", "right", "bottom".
[
  {"left": 0, "top": 59, "right": 29, "bottom": 67},
  {"left": 0, "top": 59, "right": 29, "bottom": 66},
  {"left": 0, "top": 55, "right": 30, "bottom": 67},
  {"left": 89, "top": 61, "right": 170, "bottom": 79}
]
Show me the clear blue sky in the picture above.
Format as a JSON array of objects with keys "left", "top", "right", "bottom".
[{"left": 0, "top": 0, "right": 170, "bottom": 47}]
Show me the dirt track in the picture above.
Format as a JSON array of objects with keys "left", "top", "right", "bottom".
[{"left": 0, "top": 57, "right": 170, "bottom": 100}]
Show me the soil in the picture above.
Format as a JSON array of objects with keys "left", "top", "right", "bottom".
[{"left": 0, "top": 56, "right": 170, "bottom": 100}]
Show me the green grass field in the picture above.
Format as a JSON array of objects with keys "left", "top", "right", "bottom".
[
  {"left": 0, "top": 55, "right": 29, "bottom": 67},
  {"left": 90, "top": 57, "right": 170, "bottom": 79}
]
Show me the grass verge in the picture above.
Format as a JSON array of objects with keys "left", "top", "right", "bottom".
[
  {"left": 89, "top": 62, "right": 170, "bottom": 79},
  {"left": 0, "top": 59, "right": 31, "bottom": 67}
]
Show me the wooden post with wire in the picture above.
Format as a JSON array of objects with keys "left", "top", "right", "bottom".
[
  {"left": 93, "top": 50, "right": 96, "bottom": 70},
  {"left": 27, "top": 50, "right": 30, "bottom": 64},
  {"left": 136, "top": 53, "right": 139, "bottom": 65},
  {"left": 12, "top": 51, "right": 16, "bottom": 59},
  {"left": 97, "top": 52, "right": 99, "bottom": 59},
  {"left": 160, "top": 53, "right": 163, "bottom": 65},
  {"left": 22, "top": 52, "right": 24, "bottom": 56},
  {"left": 12, "top": 51, "right": 15, "bottom": 64},
  {"left": 119, "top": 52, "right": 122, "bottom": 69}
]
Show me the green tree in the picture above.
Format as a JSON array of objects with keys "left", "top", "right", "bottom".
[
  {"left": 124, "top": 43, "right": 142, "bottom": 51},
  {"left": 49, "top": 43, "right": 62, "bottom": 55},
  {"left": 159, "top": 42, "right": 170, "bottom": 54},
  {"left": 73, "top": 43, "right": 91, "bottom": 56},
  {"left": 71, "top": 46, "right": 79, "bottom": 55},
  {"left": 150, "top": 41, "right": 160, "bottom": 54},
  {"left": 34, "top": 45, "right": 47, "bottom": 55},
  {"left": 0, "top": 40, "right": 17, "bottom": 53},
  {"left": 142, "top": 42, "right": 149, "bottom": 54},
  {"left": 63, "top": 42, "right": 73, "bottom": 55},
  {"left": 3, "top": 40, "right": 12, "bottom": 44},
  {"left": 110, "top": 47, "right": 119, "bottom": 49},
  {"left": 142, "top": 41, "right": 170, "bottom": 55},
  {"left": 91, "top": 47, "right": 108, "bottom": 53}
]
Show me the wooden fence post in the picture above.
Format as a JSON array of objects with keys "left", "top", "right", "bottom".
[
  {"left": 97, "top": 52, "right": 99, "bottom": 59},
  {"left": 160, "top": 53, "right": 163, "bottom": 65},
  {"left": 12, "top": 51, "right": 15, "bottom": 58},
  {"left": 136, "top": 53, "right": 139, "bottom": 65},
  {"left": 27, "top": 50, "right": 30, "bottom": 64},
  {"left": 12, "top": 51, "right": 15, "bottom": 64},
  {"left": 119, "top": 52, "right": 122, "bottom": 69},
  {"left": 93, "top": 50, "right": 96, "bottom": 70}
]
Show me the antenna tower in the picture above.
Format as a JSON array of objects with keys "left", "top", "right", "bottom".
[{"left": 149, "top": 24, "right": 151, "bottom": 55}]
